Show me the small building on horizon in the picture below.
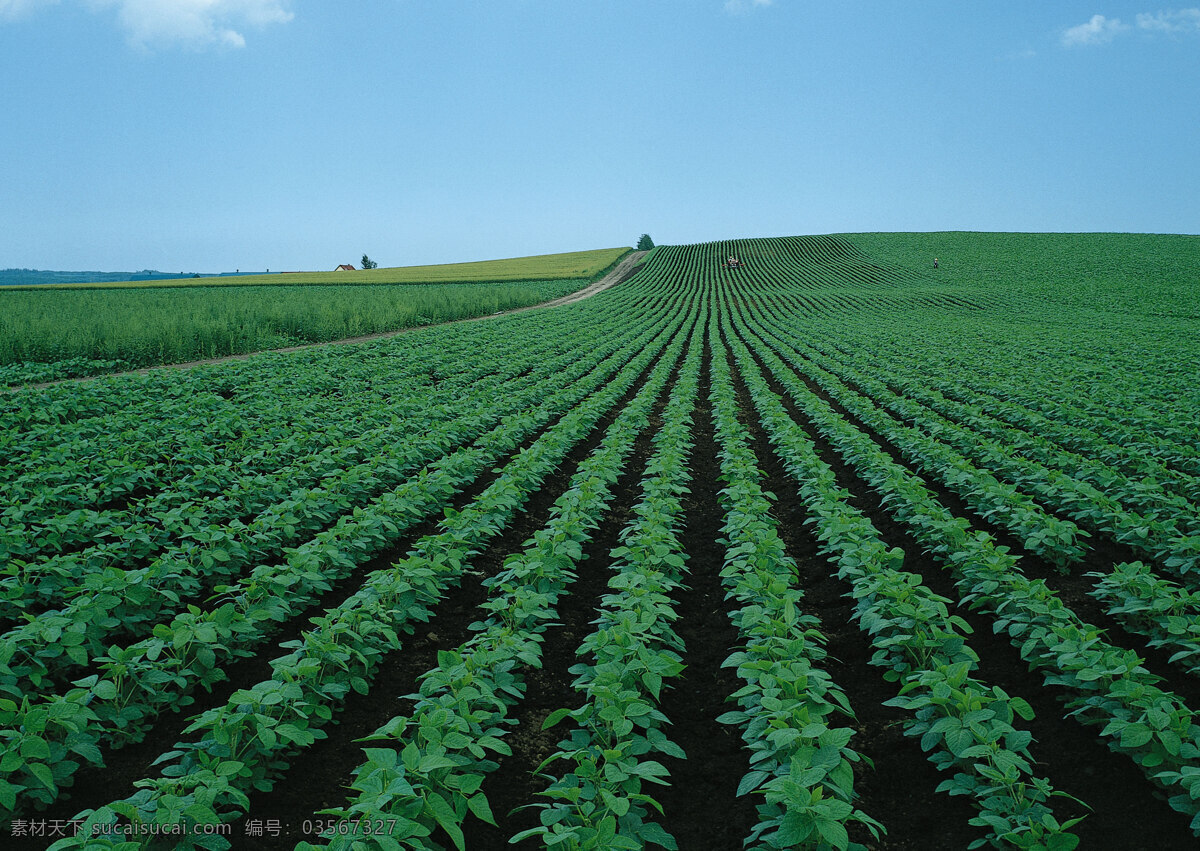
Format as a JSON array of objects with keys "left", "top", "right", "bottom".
[{"left": 334, "top": 264, "right": 356, "bottom": 272}]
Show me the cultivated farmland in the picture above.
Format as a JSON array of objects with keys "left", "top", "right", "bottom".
[
  {"left": 2, "top": 233, "right": 1200, "bottom": 850},
  {"left": 0, "top": 247, "right": 631, "bottom": 386}
]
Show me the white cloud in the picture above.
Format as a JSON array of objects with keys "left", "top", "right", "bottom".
[
  {"left": 724, "top": 0, "right": 772, "bottom": 14},
  {"left": 0, "top": 0, "right": 57, "bottom": 20},
  {"left": 1136, "top": 8, "right": 1200, "bottom": 32},
  {"left": 1062, "top": 8, "right": 1200, "bottom": 47},
  {"left": 1, "top": 0, "right": 291, "bottom": 47},
  {"left": 1062, "top": 14, "right": 1128, "bottom": 46},
  {"left": 91, "top": 0, "right": 293, "bottom": 48}
]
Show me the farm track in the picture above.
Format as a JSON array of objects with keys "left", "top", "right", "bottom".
[
  {"left": 5, "top": 234, "right": 1200, "bottom": 850},
  {"left": 17, "top": 252, "right": 647, "bottom": 392},
  {"left": 726, "top": 321, "right": 1195, "bottom": 849}
]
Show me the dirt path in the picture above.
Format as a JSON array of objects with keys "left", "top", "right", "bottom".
[{"left": 20, "top": 251, "right": 648, "bottom": 390}]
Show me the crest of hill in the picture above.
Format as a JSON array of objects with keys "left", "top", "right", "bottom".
[{"left": 19, "top": 247, "right": 632, "bottom": 289}]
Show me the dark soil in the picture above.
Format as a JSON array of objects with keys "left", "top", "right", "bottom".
[
  {"left": 472, "top": 320, "right": 698, "bottom": 849},
  {"left": 723, "top": 330, "right": 984, "bottom": 851},
  {"left": 232, "top": 324, "right": 686, "bottom": 851},
  {"left": 466, "top": 380, "right": 661, "bottom": 850},
  {"left": 12, "top": 299, "right": 1200, "bottom": 851},
  {"left": 725, "top": 315, "right": 1197, "bottom": 849},
  {"left": 653, "top": 337, "right": 759, "bottom": 849},
  {"left": 754, "top": 317, "right": 1200, "bottom": 708},
  {"left": 16, "top": 327, "right": 678, "bottom": 851}
]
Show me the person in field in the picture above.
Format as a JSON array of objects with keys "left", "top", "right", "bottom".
[{"left": 933, "top": 257, "right": 939, "bottom": 269}]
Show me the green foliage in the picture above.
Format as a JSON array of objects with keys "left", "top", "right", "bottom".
[
  {"left": 7, "top": 231, "right": 1200, "bottom": 847},
  {"left": 637, "top": 234, "right": 655, "bottom": 251},
  {"left": 0, "top": 280, "right": 583, "bottom": 380},
  {"left": 513, "top": 323, "right": 703, "bottom": 849}
]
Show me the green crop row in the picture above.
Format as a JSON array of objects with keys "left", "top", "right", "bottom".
[
  {"left": 738, "top": 288, "right": 1200, "bottom": 612},
  {"left": 0, "top": 329, "right": 544, "bottom": 570},
  {"left": 43, "top": 302, "right": 692, "bottom": 848},
  {"left": 0, "top": 334, "right": 591, "bottom": 621},
  {"left": 0, "top": 299, "right": 650, "bottom": 638},
  {"left": 730, "top": 305, "right": 1200, "bottom": 833},
  {"left": 739, "top": 303, "right": 1088, "bottom": 571},
  {"left": 1090, "top": 562, "right": 1200, "bottom": 677},
  {"left": 300, "top": 301, "right": 703, "bottom": 851},
  {"left": 1, "top": 294, "right": 687, "bottom": 820},
  {"left": 0, "top": 313, "right": 652, "bottom": 704},
  {"left": 521, "top": 317, "right": 705, "bottom": 850},
  {"left": 723, "top": 306, "right": 1078, "bottom": 849},
  {"left": 707, "top": 325, "right": 882, "bottom": 850}
]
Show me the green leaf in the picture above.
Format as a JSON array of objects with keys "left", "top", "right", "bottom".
[
  {"left": 597, "top": 815, "right": 617, "bottom": 844},
  {"left": 542, "top": 707, "right": 573, "bottom": 730},
  {"left": 20, "top": 736, "right": 50, "bottom": 761},
  {"left": 1009, "top": 696, "right": 1035, "bottom": 721},
  {"left": 776, "top": 811, "right": 814, "bottom": 845},
  {"left": 466, "top": 792, "right": 496, "bottom": 826},
  {"left": 28, "top": 761, "right": 56, "bottom": 791},
  {"left": 364, "top": 747, "right": 398, "bottom": 770},
  {"left": 427, "top": 792, "right": 465, "bottom": 851},
  {"left": 1121, "top": 725, "right": 1154, "bottom": 749},
  {"left": 737, "top": 770, "right": 769, "bottom": 797},
  {"left": 817, "top": 816, "right": 850, "bottom": 848}
]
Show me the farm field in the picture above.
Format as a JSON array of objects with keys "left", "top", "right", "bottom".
[
  {"left": 2, "top": 232, "right": 1200, "bottom": 850},
  {"left": 8, "top": 248, "right": 633, "bottom": 290},
  {"left": 0, "top": 248, "right": 632, "bottom": 386}
]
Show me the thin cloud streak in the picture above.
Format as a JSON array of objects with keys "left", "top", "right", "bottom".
[
  {"left": 1136, "top": 8, "right": 1200, "bottom": 32},
  {"left": 1063, "top": 7, "right": 1200, "bottom": 46},
  {"left": 724, "top": 0, "right": 772, "bottom": 15},
  {"left": 0, "top": 0, "right": 57, "bottom": 20},
  {"left": 1062, "top": 14, "right": 1128, "bottom": 46}
]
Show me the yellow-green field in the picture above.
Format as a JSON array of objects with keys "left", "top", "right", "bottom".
[
  {"left": 0, "top": 247, "right": 636, "bottom": 383},
  {"left": 13, "top": 247, "right": 632, "bottom": 289}
]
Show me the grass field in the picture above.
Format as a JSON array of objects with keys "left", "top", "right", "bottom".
[
  {"left": 6, "top": 248, "right": 632, "bottom": 290},
  {"left": 0, "top": 248, "right": 633, "bottom": 385},
  {"left": 2, "top": 232, "right": 1199, "bottom": 850}
]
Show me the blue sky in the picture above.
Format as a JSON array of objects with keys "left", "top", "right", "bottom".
[{"left": 2, "top": 1, "right": 1197, "bottom": 272}]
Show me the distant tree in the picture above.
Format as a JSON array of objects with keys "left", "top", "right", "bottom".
[
  {"left": 637, "top": 234, "right": 654, "bottom": 251},
  {"left": 361, "top": 254, "right": 378, "bottom": 270}
]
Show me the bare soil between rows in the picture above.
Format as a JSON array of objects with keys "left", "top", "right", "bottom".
[
  {"left": 9, "top": 301, "right": 1199, "bottom": 851},
  {"left": 723, "top": 315, "right": 1197, "bottom": 849}
]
